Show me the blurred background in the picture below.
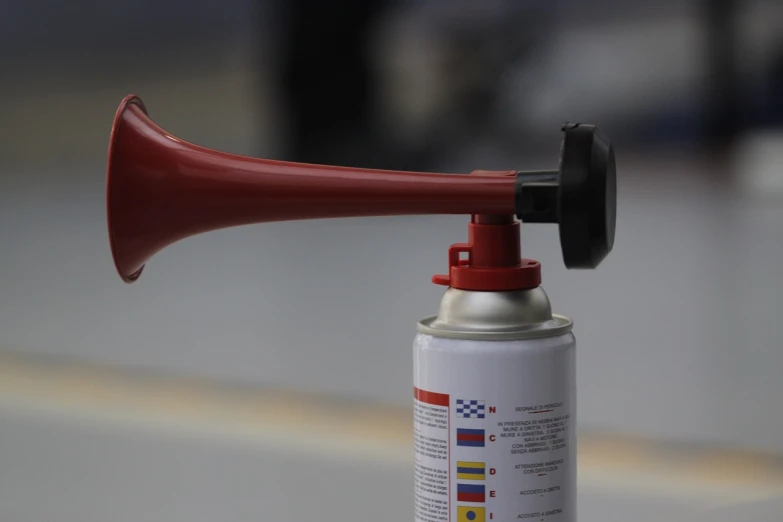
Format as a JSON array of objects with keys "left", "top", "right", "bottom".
[{"left": 1, "top": 0, "right": 782, "bottom": 520}]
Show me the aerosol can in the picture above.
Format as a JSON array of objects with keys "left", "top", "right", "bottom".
[
  {"left": 415, "top": 220, "right": 579, "bottom": 522},
  {"left": 105, "top": 95, "right": 616, "bottom": 522}
]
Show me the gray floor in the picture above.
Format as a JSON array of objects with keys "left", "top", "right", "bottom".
[{"left": 2, "top": 392, "right": 781, "bottom": 522}]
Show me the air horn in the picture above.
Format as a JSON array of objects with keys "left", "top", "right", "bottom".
[{"left": 106, "top": 93, "right": 616, "bottom": 522}]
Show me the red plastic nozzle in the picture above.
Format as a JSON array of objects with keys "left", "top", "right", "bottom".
[{"left": 432, "top": 214, "right": 541, "bottom": 291}]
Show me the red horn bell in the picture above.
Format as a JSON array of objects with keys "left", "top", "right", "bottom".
[{"left": 107, "top": 95, "right": 520, "bottom": 282}]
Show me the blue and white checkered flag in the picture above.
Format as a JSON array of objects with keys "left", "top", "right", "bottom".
[{"left": 456, "top": 399, "right": 485, "bottom": 419}]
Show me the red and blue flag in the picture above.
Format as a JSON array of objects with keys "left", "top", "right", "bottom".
[
  {"left": 456, "top": 428, "right": 485, "bottom": 447},
  {"left": 457, "top": 483, "right": 486, "bottom": 503}
]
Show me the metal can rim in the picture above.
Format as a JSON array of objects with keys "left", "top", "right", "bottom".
[{"left": 416, "top": 313, "right": 573, "bottom": 340}]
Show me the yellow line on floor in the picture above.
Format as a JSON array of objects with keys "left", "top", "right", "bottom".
[{"left": 1, "top": 350, "right": 783, "bottom": 496}]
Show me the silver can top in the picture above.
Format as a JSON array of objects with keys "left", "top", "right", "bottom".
[{"left": 417, "top": 287, "right": 572, "bottom": 340}]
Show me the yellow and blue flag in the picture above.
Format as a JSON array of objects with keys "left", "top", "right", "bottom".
[
  {"left": 457, "top": 461, "right": 485, "bottom": 480},
  {"left": 458, "top": 506, "right": 485, "bottom": 522}
]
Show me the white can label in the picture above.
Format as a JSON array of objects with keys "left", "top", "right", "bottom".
[{"left": 413, "top": 333, "right": 575, "bottom": 522}]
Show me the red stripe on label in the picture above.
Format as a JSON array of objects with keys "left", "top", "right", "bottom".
[
  {"left": 457, "top": 492, "right": 485, "bottom": 503},
  {"left": 457, "top": 433, "right": 484, "bottom": 442},
  {"left": 414, "top": 387, "right": 450, "bottom": 407}
]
